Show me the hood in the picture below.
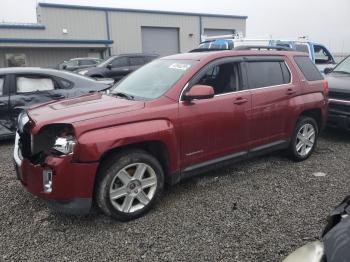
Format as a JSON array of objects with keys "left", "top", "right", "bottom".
[
  {"left": 27, "top": 93, "right": 145, "bottom": 130},
  {"left": 326, "top": 73, "right": 350, "bottom": 94}
]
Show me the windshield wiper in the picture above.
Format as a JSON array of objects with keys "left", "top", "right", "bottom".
[
  {"left": 333, "top": 70, "right": 350, "bottom": 75},
  {"left": 112, "top": 92, "right": 134, "bottom": 100}
]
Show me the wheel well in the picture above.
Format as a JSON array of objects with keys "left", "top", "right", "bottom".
[
  {"left": 98, "top": 141, "right": 170, "bottom": 178},
  {"left": 300, "top": 109, "right": 322, "bottom": 130}
]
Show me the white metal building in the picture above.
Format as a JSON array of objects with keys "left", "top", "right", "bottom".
[{"left": 0, "top": 2, "right": 247, "bottom": 67}]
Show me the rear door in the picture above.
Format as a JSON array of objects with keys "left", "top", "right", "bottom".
[
  {"left": 0, "top": 75, "right": 14, "bottom": 137},
  {"left": 244, "top": 56, "right": 298, "bottom": 148}
]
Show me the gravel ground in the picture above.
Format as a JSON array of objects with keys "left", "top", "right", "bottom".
[{"left": 0, "top": 129, "right": 349, "bottom": 262}]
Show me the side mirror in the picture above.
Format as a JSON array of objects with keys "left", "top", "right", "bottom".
[
  {"left": 324, "top": 67, "right": 333, "bottom": 74},
  {"left": 183, "top": 85, "right": 215, "bottom": 101},
  {"left": 107, "top": 63, "right": 112, "bottom": 70},
  {"left": 62, "top": 64, "right": 67, "bottom": 70}
]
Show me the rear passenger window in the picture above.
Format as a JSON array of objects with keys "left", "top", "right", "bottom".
[
  {"left": 294, "top": 56, "right": 323, "bottom": 81},
  {"left": 247, "top": 61, "right": 289, "bottom": 89},
  {"left": 130, "top": 57, "right": 145, "bottom": 66},
  {"left": 16, "top": 76, "right": 55, "bottom": 93},
  {"left": 0, "top": 77, "right": 4, "bottom": 96}
]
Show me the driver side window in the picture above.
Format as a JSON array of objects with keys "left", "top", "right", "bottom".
[
  {"left": 193, "top": 62, "right": 241, "bottom": 95},
  {"left": 111, "top": 57, "right": 129, "bottom": 68}
]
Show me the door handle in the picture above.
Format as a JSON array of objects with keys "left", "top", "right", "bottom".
[
  {"left": 233, "top": 97, "right": 248, "bottom": 105},
  {"left": 286, "top": 88, "right": 296, "bottom": 95}
]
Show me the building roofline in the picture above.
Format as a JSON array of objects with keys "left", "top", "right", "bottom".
[
  {"left": 38, "top": 2, "right": 248, "bottom": 19},
  {"left": 0, "top": 23, "right": 45, "bottom": 30},
  {"left": 0, "top": 38, "right": 113, "bottom": 45}
]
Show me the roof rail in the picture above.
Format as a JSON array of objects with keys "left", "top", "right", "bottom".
[{"left": 234, "top": 45, "right": 294, "bottom": 51}]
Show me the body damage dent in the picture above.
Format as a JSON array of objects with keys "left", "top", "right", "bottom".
[{"left": 76, "top": 119, "right": 179, "bottom": 171}]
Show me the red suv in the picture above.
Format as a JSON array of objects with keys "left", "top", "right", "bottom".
[{"left": 14, "top": 49, "right": 328, "bottom": 221}]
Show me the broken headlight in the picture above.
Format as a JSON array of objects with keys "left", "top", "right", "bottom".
[{"left": 52, "top": 135, "right": 76, "bottom": 155}]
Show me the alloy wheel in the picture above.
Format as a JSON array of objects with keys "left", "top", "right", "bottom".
[
  {"left": 295, "top": 123, "right": 316, "bottom": 157},
  {"left": 109, "top": 163, "right": 158, "bottom": 213}
]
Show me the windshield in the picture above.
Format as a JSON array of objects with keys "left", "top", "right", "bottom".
[
  {"left": 198, "top": 39, "right": 233, "bottom": 50},
  {"left": 97, "top": 57, "right": 116, "bottom": 68},
  {"left": 110, "top": 59, "right": 197, "bottom": 99},
  {"left": 333, "top": 56, "right": 350, "bottom": 74}
]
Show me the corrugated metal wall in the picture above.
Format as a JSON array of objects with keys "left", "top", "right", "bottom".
[{"left": 0, "top": 48, "right": 92, "bottom": 67}]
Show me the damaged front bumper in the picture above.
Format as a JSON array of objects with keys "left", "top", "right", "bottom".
[{"left": 14, "top": 133, "right": 98, "bottom": 215}]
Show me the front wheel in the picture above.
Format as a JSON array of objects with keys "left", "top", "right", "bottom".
[
  {"left": 288, "top": 116, "right": 318, "bottom": 161},
  {"left": 95, "top": 150, "right": 164, "bottom": 221}
]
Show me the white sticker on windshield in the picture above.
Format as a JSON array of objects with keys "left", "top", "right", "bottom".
[{"left": 169, "top": 63, "right": 191, "bottom": 71}]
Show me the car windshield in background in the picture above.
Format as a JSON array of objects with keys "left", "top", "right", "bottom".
[
  {"left": 111, "top": 59, "right": 197, "bottom": 99},
  {"left": 333, "top": 56, "right": 350, "bottom": 74},
  {"left": 97, "top": 57, "right": 114, "bottom": 68},
  {"left": 198, "top": 39, "right": 233, "bottom": 50}
]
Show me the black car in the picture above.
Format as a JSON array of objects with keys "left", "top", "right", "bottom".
[
  {"left": 284, "top": 196, "right": 350, "bottom": 262},
  {"left": 325, "top": 55, "right": 350, "bottom": 131},
  {"left": 0, "top": 67, "right": 113, "bottom": 140},
  {"left": 54, "top": 57, "right": 102, "bottom": 71},
  {"left": 77, "top": 53, "right": 158, "bottom": 81}
]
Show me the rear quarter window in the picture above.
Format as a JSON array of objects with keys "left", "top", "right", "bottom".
[{"left": 293, "top": 56, "right": 323, "bottom": 81}]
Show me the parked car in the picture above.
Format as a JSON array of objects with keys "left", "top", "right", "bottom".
[
  {"left": 77, "top": 53, "right": 158, "bottom": 81},
  {"left": 0, "top": 67, "right": 113, "bottom": 140},
  {"left": 14, "top": 48, "right": 328, "bottom": 221},
  {"left": 283, "top": 196, "right": 350, "bottom": 262},
  {"left": 324, "top": 55, "right": 350, "bottom": 131},
  {"left": 193, "top": 37, "right": 336, "bottom": 72},
  {"left": 54, "top": 57, "right": 102, "bottom": 71}
]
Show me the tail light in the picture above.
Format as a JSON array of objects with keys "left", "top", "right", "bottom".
[{"left": 323, "top": 80, "right": 329, "bottom": 97}]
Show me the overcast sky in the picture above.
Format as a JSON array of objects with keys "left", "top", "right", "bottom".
[{"left": 0, "top": 0, "right": 349, "bottom": 52}]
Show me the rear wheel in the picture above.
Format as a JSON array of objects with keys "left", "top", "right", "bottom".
[
  {"left": 288, "top": 116, "right": 318, "bottom": 161},
  {"left": 95, "top": 150, "right": 164, "bottom": 221}
]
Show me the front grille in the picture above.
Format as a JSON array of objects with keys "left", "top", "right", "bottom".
[
  {"left": 329, "top": 91, "right": 350, "bottom": 100},
  {"left": 329, "top": 103, "right": 350, "bottom": 115}
]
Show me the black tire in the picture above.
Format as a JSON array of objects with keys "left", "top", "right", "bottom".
[
  {"left": 288, "top": 116, "right": 319, "bottom": 162},
  {"left": 95, "top": 149, "right": 164, "bottom": 221}
]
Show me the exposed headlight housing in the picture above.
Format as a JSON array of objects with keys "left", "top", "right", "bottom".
[
  {"left": 79, "top": 70, "right": 88, "bottom": 75},
  {"left": 17, "top": 111, "right": 29, "bottom": 133},
  {"left": 52, "top": 135, "right": 76, "bottom": 155}
]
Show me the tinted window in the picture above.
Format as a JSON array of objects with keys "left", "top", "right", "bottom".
[
  {"left": 58, "top": 78, "right": 73, "bottom": 89},
  {"left": 194, "top": 62, "right": 241, "bottom": 95},
  {"left": 111, "top": 57, "right": 129, "bottom": 68},
  {"left": 80, "top": 60, "right": 97, "bottom": 66},
  {"left": 130, "top": 57, "right": 145, "bottom": 66},
  {"left": 280, "top": 62, "right": 291, "bottom": 83},
  {"left": 314, "top": 45, "right": 333, "bottom": 64},
  {"left": 16, "top": 76, "right": 55, "bottom": 93},
  {"left": 145, "top": 56, "right": 157, "bottom": 63},
  {"left": 295, "top": 44, "right": 310, "bottom": 54},
  {"left": 247, "top": 61, "right": 286, "bottom": 89},
  {"left": 294, "top": 56, "right": 323, "bottom": 81},
  {"left": 0, "top": 77, "right": 4, "bottom": 96},
  {"left": 65, "top": 60, "right": 79, "bottom": 67}
]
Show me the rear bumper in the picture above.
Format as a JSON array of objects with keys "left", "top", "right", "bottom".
[{"left": 14, "top": 133, "right": 99, "bottom": 214}]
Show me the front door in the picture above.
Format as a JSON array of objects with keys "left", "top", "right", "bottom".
[
  {"left": 107, "top": 57, "right": 130, "bottom": 81},
  {"left": 179, "top": 58, "right": 251, "bottom": 169}
]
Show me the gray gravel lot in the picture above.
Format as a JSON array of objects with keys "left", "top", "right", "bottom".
[{"left": 1, "top": 129, "right": 349, "bottom": 262}]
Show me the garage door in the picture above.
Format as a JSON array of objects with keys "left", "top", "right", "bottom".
[
  {"left": 141, "top": 27, "right": 179, "bottom": 57},
  {"left": 204, "top": 29, "right": 235, "bottom": 37}
]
